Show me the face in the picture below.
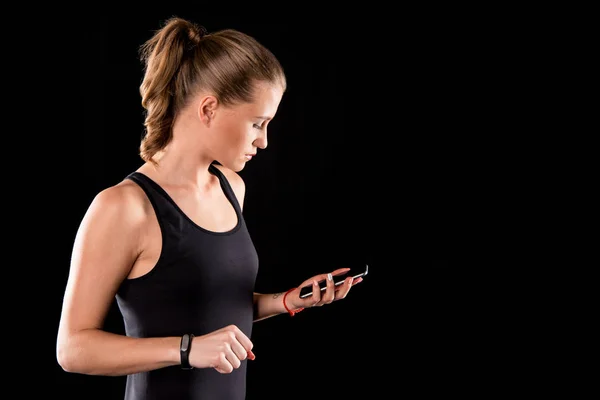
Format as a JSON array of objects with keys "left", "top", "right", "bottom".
[{"left": 208, "top": 81, "right": 284, "bottom": 172}]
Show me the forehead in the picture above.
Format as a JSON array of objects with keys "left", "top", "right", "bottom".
[{"left": 242, "top": 81, "right": 284, "bottom": 116}]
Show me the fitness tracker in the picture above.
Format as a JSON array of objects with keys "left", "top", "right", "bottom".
[{"left": 180, "top": 333, "right": 194, "bottom": 370}]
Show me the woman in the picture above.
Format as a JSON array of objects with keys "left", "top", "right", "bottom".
[{"left": 56, "top": 16, "right": 362, "bottom": 399}]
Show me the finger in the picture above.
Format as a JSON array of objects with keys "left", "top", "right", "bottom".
[
  {"left": 310, "top": 280, "right": 322, "bottom": 305},
  {"left": 315, "top": 268, "right": 350, "bottom": 283},
  {"left": 335, "top": 276, "right": 354, "bottom": 299},
  {"left": 215, "top": 353, "right": 234, "bottom": 374},
  {"left": 229, "top": 337, "right": 249, "bottom": 361},
  {"left": 228, "top": 325, "right": 254, "bottom": 353},
  {"left": 321, "top": 272, "right": 336, "bottom": 304},
  {"left": 247, "top": 350, "right": 256, "bottom": 360},
  {"left": 225, "top": 345, "right": 242, "bottom": 370},
  {"left": 331, "top": 267, "right": 351, "bottom": 276}
]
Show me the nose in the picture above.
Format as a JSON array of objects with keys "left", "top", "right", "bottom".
[{"left": 254, "top": 130, "right": 268, "bottom": 150}]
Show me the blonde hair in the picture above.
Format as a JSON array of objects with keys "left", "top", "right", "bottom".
[{"left": 138, "top": 17, "right": 286, "bottom": 164}]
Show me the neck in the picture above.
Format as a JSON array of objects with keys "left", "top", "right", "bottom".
[{"left": 139, "top": 144, "right": 216, "bottom": 189}]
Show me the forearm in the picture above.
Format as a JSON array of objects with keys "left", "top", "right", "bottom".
[
  {"left": 253, "top": 292, "right": 290, "bottom": 322},
  {"left": 57, "top": 329, "right": 180, "bottom": 376}
]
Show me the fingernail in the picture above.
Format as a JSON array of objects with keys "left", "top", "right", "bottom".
[{"left": 327, "top": 273, "right": 332, "bottom": 281}]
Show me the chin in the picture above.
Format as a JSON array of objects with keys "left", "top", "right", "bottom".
[
  {"left": 234, "top": 163, "right": 246, "bottom": 172},
  {"left": 222, "top": 161, "right": 245, "bottom": 173}
]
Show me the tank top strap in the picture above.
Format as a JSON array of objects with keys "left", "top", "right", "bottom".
[
  {"left": 126, "top": 171, "right": 162, "bottom": 203},
  {"left": 209, "top": 163, "right": 243, "bottom": 216}
]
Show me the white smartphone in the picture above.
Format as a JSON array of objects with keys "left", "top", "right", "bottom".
[{"left": 299, "top": 264, "right": 369, "bottom": 299}]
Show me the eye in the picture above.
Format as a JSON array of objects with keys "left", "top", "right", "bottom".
[{"left": 253, "top": 123, "right": 264, "bottom": 130}]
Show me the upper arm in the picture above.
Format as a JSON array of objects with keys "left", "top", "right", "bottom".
[
  {"left": 57, "top": 183, "right": 146, "bottom": 336},
  {"left": 214, "top": 164, "right": 246, "bottom": 210}
]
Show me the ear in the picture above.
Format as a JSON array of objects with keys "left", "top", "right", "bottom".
[{"left": 198, "top": 95, "right": 219, "bottom": 126}]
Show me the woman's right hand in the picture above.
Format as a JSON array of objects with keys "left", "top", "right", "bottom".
[{"left": 189, "top": 325, "right": 255, "bottom": 373}]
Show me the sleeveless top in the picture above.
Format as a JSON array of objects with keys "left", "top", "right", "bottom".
[{"left": 115, "top": 164, "right": 259, "bottom": 400}]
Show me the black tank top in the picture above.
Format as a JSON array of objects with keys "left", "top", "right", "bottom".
[{"left": 115, "top": 164, "right": 259, "bottom": 400}]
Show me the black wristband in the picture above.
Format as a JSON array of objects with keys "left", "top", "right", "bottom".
[{"left": 180, "top": 334, "right": 194, "bottom": 370}]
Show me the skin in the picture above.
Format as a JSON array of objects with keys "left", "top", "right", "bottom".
[{"left": 56, "top": 80, "right": 363, "bottom": 376}]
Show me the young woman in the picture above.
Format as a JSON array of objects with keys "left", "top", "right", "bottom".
[{"left": 56, "top": 16, "right": 362, "bottom": 400}]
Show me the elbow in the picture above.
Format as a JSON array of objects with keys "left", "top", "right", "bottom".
[
  {"left": 56, "top": 332, "right": 88, "bottom": 374},
  {"left": 56, "top": 345, "right": 74, "bottom": 373},
  {"left": 57, "top": 330, "right": 119, "bottom": 376},
  {"left": 56, "top": 338, "right": 79, "bottom": 373}
]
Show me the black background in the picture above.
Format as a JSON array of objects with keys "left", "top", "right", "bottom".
[{"left": 32, "top": 8, "right": 521, "bottom": 399}]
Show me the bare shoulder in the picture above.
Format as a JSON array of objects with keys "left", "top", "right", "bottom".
[
  {"left": 91, "top": 179, "right": 148, "bottom": 219},
  {"left": 81, "top": 179, "right": 151, "bottom": 235},
  {"left": 212, "top": 164, "right": 246, "bottom": 207}
]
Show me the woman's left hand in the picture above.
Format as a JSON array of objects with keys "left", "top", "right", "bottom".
[{"left": 286, "top": 267, "right": 363, "bottom": 310}]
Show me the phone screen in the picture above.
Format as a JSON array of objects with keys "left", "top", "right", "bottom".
[{"left": 299, "top": 264, "right": 368, "bottom": 298}]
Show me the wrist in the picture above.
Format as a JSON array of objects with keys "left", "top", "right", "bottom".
[
  {"left": 170, "top": 336, "right": 182, "bottom": 364},
  {"left": 180, "top": 333, "right": 194, "bottom": 369},
  {"left": 160, "top": 336, "right": 185, "bottom": 365},
  {"left": 283, "top": 288, "right": 304, "bottom": 316}
]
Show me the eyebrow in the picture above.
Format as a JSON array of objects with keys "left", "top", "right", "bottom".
[{"left": 254, "top": 115, "right": 272, "bottom": 120}]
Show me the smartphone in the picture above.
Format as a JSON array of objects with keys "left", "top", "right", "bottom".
[{"left": 299, "top": 264, "right": 369, "bottom": 299}]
